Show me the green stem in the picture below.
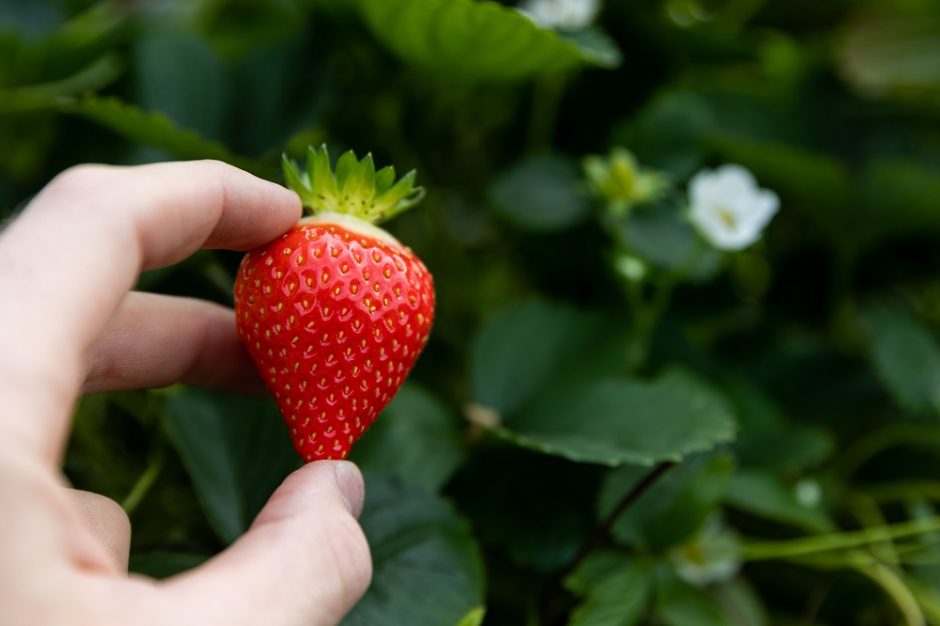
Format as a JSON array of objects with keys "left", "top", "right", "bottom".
[
  {"left": 526, "top": 72, "right": 569, "bottom": 154},
  {"left": 122, "top": 445, "right": 165, "bottom": 516},
  {"left": 849, "top": 494, "right": 898, "bottom": 565},
  {"left": 741, "top": 516, "right": 940, "bottom": 562},
  {"left": 625, "top": 233, "right": 713, "bottom": 371},
  {"left": 789, "top": 549, "right": 927, "bottom": 626},
  {"left": 540, "top": 461, "right": 675, "bottom": 624},
  {"left": 571, "top": 461, "right": 675, "bottom": 571},
  {"left": 890, "top": 542, "right": 940, "bottom": 566},
  {"left": 627, "top": 279, "right": 676, "bottom": 373},
  {"left": 833, "top": 424, "right": 940, "bottom": 481},
  {"left": 907, "top": 577, "right": 940, "bottom": 623},
  {"left": 857, "top": 560, "right": 925, "bottom": 626}
]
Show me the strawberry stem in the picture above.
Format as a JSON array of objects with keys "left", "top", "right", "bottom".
[{"left": 283, "top": 144, "right": 425, "bottom": 224}]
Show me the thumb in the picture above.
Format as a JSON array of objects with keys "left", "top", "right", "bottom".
[{"left": 164, "top": 461, "right": 371, "bottom": 626}]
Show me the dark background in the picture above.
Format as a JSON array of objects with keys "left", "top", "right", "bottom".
[{"left": 2, "top": 1, "right": 940, "bottom": 624}]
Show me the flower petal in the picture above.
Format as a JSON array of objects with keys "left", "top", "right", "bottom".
[
  {"left": 714, "top": 164, "right": 757, "bottom": 198},
  {"left": 739, "top": 188, "right": 780, "bottom": 231},
  {"left": 687, "top": 163, "right": 779, "bottom": 251},
  {"left": 689, "top": 168, "right": 721, "bottom": 206}
]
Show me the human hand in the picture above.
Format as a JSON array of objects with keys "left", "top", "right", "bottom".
[{"left": 0, "top": 161, "right": 372, "bottom": 625}]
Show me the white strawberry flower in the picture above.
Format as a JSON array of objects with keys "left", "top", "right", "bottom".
[
  {"left": 517, "top": 0, "right": 600, "bottom": 30},
  {"left": 670, "top": 516, "right": 741, "bottom": 586},
  {"left": 688, "top": 164, "right": 779, "bottom": 251}
]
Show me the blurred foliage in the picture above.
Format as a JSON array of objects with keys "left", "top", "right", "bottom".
[{"left": 4, "top": 0, "right": 940, "bottom": 624}]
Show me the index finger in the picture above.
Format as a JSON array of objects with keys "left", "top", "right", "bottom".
[{"left": 0, "top": 160, "right": 300, "bottom": 462}]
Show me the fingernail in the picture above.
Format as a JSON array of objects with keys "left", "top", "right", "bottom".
[{"left": 333, "top": 462, "right": 365, "bottom": 518}]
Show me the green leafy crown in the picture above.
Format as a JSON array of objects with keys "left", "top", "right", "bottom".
[{"left": 283, "top": 145, "right": 425, "bottom": 224}]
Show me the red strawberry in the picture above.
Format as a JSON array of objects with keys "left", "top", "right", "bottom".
[{"left": 234, "top": 146, "right": 435, "bottom": 461}]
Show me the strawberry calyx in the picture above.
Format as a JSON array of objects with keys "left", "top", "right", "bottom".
[{"left": 283, "top": 145, "right": 425, "bottom": 224}]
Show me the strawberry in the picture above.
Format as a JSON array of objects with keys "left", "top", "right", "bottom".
[{"left": 234, "top": 146, "right": 434, "bottom": 462}]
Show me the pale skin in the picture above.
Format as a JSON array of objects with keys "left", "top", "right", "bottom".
[{"left": 0, "top": 161, "right": 372, "bottom": 625}]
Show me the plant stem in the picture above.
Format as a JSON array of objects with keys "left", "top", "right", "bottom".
[
  {"left": 741, "top": 516, "right": 940, "bottom": 562},
  {"left": 627, "top": 279, "right": 676, "bottom": 374},
  {"left": 833, "top": 424, "right": 940, "bottom": 481},
  {"left": 122, "top": 445, "right": 165, "bottom": 516},
  {"left": 540, "top": 461, "right": 675, "bottom": 624},
  {"left": 849, "top": 494, "right": 898, "bottom": 565},
  {"left": 855, "top": 560, "right": 925, "bottom": 626},
  {"left": 571, "top": 461, "right": 676, "bottom": 573},
  {"left": 526, "top": 72, "right": 568, "bottom": 154},
  {"left": 622, "top": 231, "right": 703, "bottom": 373}
]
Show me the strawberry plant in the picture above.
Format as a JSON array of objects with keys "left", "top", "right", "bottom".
[{"left": 5, "top": 0, "right": 940, "bottom": 625}]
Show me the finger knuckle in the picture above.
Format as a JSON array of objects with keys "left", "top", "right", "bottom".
[
  {"left": 49, "top": 164, "right": 115, "bottom": 195},
  {"left": 195, "top": 159, "right": 235, "bottom": 178}
]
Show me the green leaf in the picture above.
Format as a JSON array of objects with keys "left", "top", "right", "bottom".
[
  {"left": 655, "top": 568, "right": 733, "bottom": 626},
  {"left": 558, "top": 27, "right": 622, "bottom": 69},
  {"left": 599, "top": 455, "right": 735, "bottom": 551},
  {"left": 0, "top": 1, "right": 63, "bottom": 39},
  {"left": 342, "top": 476, "right": 485, "bottom": 626},
  {"left": 470, "top": 300, "right": 629, "bottom": 416},
  {"left": 162, "top": 387, "right": 299, "bottom": 544},
  {"left": 566, "top": 550, "right": 634, "bottom": 595},
  {"left": 734, "top": 420, "right": 834, "bottom": 475},
  {"left": 861, "top": 304, "right": 940, "bottom": 416},
  {"left": 568, "top": 558, "right": 651, "bottom": 626},
  {"left": 708, "top": 133, "right": 851, "bottom": 220},
  {"left": 855, "top": 159, "right": 940, "bottom": 249},
  {"left": 726, "top": 381, "right": 834, "bottom": 474},
  {"left": 449, "top": 448, "right": 599, "bottom": 571},
  {"left": 132, "top": 31, "right": 226, "bottom": 140},
  {"left": 618, "top": 201, "right": 721, "bottom": 280},
  {"left": 189, "top": 0, "right": 305, "bottom": 58},
  {"left": 614, "top": 90, "right": 714, "bottom": 179},
  {"left": 59, "top": 96, "right": 272, "bottom": 176},
  {"left": 353, "top": 0, "right": 616, "bottom": 82},
  {"left": 0, "top": 2, "right": 124, "bottom": 84},
  {"left": 349, "top": 383, "right": 465, "bottom": 492},
  {"left": 725, "top": 471, "right": 833, "bottom": 533},
  {"left": 454, "top": 607, "right": 486, "bottom": 626},
  {"left": 494, "top": 370, "right": 737, "bottom": 466},
  {"left": 488, "top": 154, "right": 590, "bottom": 231},
  {"left": 0, "top": 54, "right": 122, "bottom": 113}
]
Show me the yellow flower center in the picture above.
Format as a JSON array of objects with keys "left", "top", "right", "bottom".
[{"left": 716, "top": 206, "right": 737, "bottom": 230}]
